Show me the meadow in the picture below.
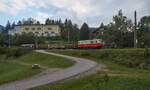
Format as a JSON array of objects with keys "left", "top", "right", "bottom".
[
  {"left": 34, "top": 74, "right": 150, "bottom": 90},
  {"left": 50, "top": 48, "right": 150, "bottom": 70},
  {"left": 34, "top": 49, "right": 150, "bottom": 90},
  {"left": 0, "top": 47, "right": 74, "bottom": 85}
]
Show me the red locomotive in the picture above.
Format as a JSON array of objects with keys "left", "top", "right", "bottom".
[{"left": 78, "top": 39, "right": 103, "bottom": 49}]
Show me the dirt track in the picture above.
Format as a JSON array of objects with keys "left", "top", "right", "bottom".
[{"left": 0, "top": 50, "right": 98, "bottom": 90}]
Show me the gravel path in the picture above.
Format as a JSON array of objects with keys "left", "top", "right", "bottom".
[{"left": 0, "top": 50, "right": 98, "bottom": 90}]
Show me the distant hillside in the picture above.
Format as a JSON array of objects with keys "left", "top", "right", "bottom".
[{"left": 0, "top": 25, "right": 4, "bottom": 33}]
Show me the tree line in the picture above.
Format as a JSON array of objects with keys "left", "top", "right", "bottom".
[{"left": 0, "top": 9, "right": 150, "bottom": 48}]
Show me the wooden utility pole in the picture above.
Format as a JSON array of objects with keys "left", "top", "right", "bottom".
[
  {"left": 134, "top": 10, "right": 137, "bottom": 48},
  {"left": 8, "top": 29, "right": 10, "bottom": 48},
  {"left": 67, "top": 28, "right": 70, "bottom": 44}
]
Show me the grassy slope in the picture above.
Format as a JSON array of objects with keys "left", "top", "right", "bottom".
[
  {"left": 0, "top": 51, "right": 74, "bottom": 85},
  {"left": 15, "top": 52, "right": 75, "bottom": 68},
  {"left": 0, "top": 61, "right": 39, "bottom": 85},
  {"left": 35, "top": 74, "right": 150, "bottom": 90},
  {"left": 34, "top": 49, "right": 150, "bottom": 90},
  {"left": 50, "top": 49, "right": 150, "bottom": 73}
]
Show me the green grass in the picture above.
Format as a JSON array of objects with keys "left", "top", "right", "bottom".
[
  {"left": 34, "top": 74, "right": 150, "bottom": 90},
  {"left": 0, "top": 51, "right": 74, "bottom": 85},
  {"left": 16, "top": 52, "right": 75, "bottom": 68},
  {"left": 49, "top": 49, "right": 150, "bottom": 73},
  {"left": 101, "top": 60, "right": 150, "bottom": 74},
  {"left": 33, "top": 49, "right": 150, "bottom": 90},
  {"left": 0, "top": 61, "right": 39, "bottom": 84}
]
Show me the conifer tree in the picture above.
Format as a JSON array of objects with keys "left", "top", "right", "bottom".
[{"left": 80, "top": 23, "right": 90, "bottom": 40}]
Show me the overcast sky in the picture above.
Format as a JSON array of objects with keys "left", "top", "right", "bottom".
[{"left": 0, "top": 0, "right": 150, "bottom": 27}]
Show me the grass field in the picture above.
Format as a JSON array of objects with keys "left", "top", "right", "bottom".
[
  {"left": 0, "top": 51, "right": 74, "bottom": 85},
  {"left": 34, "top": 74, "right": 150, "bottom": 90},
  {"left": 50, "top": 49, "right": 150, "bottom": 71},
  {"left": 15, "top": 52, "right": 75, "bottom": 68},
  {"left": 0, "top": 61, "right": 39, "bottom": 85},
  {"left": 33, "top": 49, "right": 150, "bottom": 90}
]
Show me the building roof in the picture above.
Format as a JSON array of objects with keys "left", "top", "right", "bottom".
[{"left": 15, "top": 24, "right": 60, "bottom": 26}]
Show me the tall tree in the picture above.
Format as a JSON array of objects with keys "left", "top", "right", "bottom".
[
  {"left": 11, "top": 22, "right": 16, "bottom": 29},
  {"left": 100, "top": 23, "right": 104, "bottom": 29},
  {"left": 6, "top": 21, "right": 11, "bottom": 30},
  {"left": 45, "top": 18, "right": 50, "bottom": 24},
  {"left": 67, "top": 20, "right": 72, "bottom": 43},
  {"left": 60, "top": 19, "right": 79, "bottom": 43},
  {"left": 96, "top": 23, "right": 105, "bottom": 39},
  {"left": 64, "top": 19, "right": 68, "bottom": 27},
  {"left": 17, "top": 20, "right": 22, "bottom": 25},
  {"left": 113, "top": 10, "right": 134, "bottom": 47},
  {"left": 0, "top": 33, "right": 9, "bottom": 46},
  {"left": 138, "top": 16, "right": 150, "bottom": 47},
  {"left": 80, "top": 23, "right": 90, "bottom": 40},
  {"left": 72, "top": 24, "right": 79, "bottom": 42},
  {"left": 3, "top": 21, "right": 11, "bottom": 33},
  {"left": 37, "top": 21, "right": 40, "bottom": 25},
  {"left": 60, "top": 19, "right": 68, "bottom": 41},
  {"left": 98, "top": 10, "right": 134, "bottom": 48}
]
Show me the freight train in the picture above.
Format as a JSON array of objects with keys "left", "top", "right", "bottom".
[{"left": 36, "top": 39, "right": 103, "bottom": 49}]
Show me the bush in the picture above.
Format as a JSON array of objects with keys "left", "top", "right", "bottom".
[
  {"left": 52, "top": 49, "right": 150, "bottom": 69},
  {"left": 0, "top": 46, "right": 8, "bottom": 54},
  {"left": 0, "top": 47, "right": 33, "bottom": 59},
  {"left": 15, "top": 47, "right": 33, "bottom": 57},
  {"left": 144, "top": 48, "right": 150, "bottom": 57},
  {"left": 70, "top": 49, "right": 149, "bottom": 69},
  {"left": 6, "top": 48, "right": 17, "bottom": 58}
]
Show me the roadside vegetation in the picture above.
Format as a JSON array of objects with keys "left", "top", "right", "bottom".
[
  {"left": 0, "top": 47, "right": 74, "bottom": 85},
  {"left": 34, "top": 74, "right": 150, "bottom": 90},
  {"left": 35, "top": 49, "right": 150, "bottom": 90},
  {"left": 50, "top": 48, "right": 150, "bottom": 71}
]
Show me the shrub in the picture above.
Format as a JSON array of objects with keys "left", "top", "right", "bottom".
[
  {"left": 0, "top": 46, "right": 8, "bottom": 54},
  {"left": 144, "top": 48, "right": 150, "bottom": 57},
  {"left": 16, "top": 47, "right": 33, "bottom": 56},
  {"left": 6, "top": 48, "right": 18, "bottom": 58},
  {"left": 3, "top": 47, "right": 33, "bottom": 59},
  {"left": 79, "top": 49, "right": 149, "bottom": 69},
  {"left": 52, "top": 49, "right": 150, "bottom": 70}
]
